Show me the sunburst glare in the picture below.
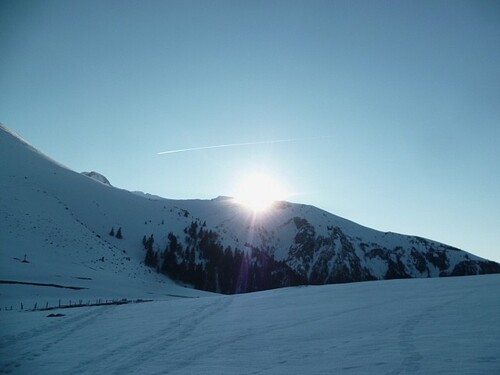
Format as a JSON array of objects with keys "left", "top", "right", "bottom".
[{"left": 233, "top": 172, "right": 289, "bottom": 213}]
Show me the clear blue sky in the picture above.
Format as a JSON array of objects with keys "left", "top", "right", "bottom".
[{"left": 1, "top": 0, "right": 499, "bottom": 262}]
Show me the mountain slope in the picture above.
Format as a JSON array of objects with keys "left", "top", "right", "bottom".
[
  {"left": 0, "top": 125, "right": 211, "bottom": 307},
  {"left": 0, "top": 124, "right": 498, "bottom": 299}
]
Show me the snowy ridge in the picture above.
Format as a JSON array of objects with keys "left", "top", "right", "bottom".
[{"left": 0, "top": 123, "right": 71, "bottom": 172}]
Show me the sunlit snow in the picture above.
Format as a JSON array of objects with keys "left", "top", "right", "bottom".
[{"left": 0, "top": 276, "right": 499, "bottom": 374}]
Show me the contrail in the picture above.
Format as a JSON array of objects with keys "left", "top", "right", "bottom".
[{"left": 157, "top": 137, "right": 321, "bottom": 155}]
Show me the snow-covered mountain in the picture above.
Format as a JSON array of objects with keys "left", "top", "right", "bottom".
[
  {"left": 1, "top": 124, "right": 500, "bottom": 374},
  {"left": 1, "top": 124, "right": 499, "bottom": 300}
]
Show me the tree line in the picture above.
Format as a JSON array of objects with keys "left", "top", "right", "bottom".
[{"left": 142, "top": 220, "right": 303, "bottom": 294}]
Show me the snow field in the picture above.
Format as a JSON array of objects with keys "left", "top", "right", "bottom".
[{"left": 0, "top": 274, "right": 498, "bottom": 374}]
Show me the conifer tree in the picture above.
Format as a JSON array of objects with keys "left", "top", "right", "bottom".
[
  {"left": 145, "top": 247, "right": 157, "bottom": 267},
  {"left": 116, "top": 227, "right": 123, "bottom": 239},
  {"left": 145, "top": 234, "right": 154, "bottom": 251},
  {"left": 109, "top": 227, "right": 115, "bottom": 236}
]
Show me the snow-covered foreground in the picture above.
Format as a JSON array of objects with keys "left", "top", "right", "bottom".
[{"left": 1, "top": 275, "right": 498, "bottom": 374}]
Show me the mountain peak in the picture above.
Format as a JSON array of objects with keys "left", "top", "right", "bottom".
[{"left": 81, "top": 171, "right": 112, "bottom": 186}]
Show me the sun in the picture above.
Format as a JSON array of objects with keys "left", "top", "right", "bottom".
[{"left": 233, "top": 173, "right": 288, "bottom": 212}]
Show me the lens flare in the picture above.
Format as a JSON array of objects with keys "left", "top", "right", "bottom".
[{"left": 233, "top": 173, "right": 288, "bottom": 212}]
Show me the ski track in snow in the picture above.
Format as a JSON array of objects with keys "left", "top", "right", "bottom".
[
  {"left": 0, "top": 296, "right": 233, "bottom": 375},
  {"left": 0, "top": 306, "right": 111, "bottom": 374},
  {"left": 72, "top": 296, "right": 233, "bottom": 374},
  {"left": 390, "top": 299, "right": 449, "bottom": 375},
  {"left": 146, "top": 297, "right": 237, "bottom": 375}
]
